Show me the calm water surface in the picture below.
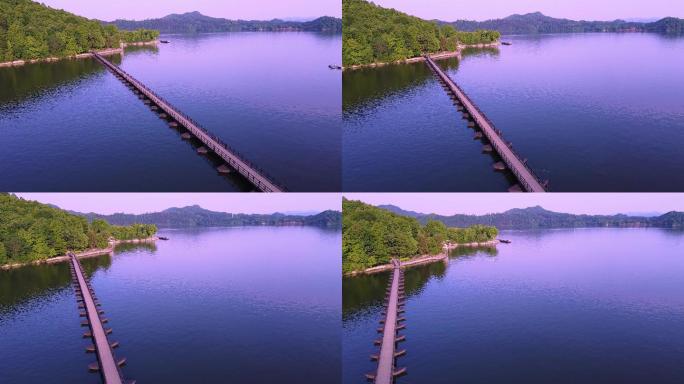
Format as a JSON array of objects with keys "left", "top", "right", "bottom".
[
  {"left": 343, "top": 228, "right": 684, "bottom": 383},
  {"left": 0, "top": 32, "right": 341, "bottom": 191},
  {"left": 343, "top": 33, "right": 684, "bottom": 191},
  {"left": 0, "top": 226, "right": 341, "bottom": 383}
]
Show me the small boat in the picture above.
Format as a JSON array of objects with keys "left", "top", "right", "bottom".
[
  {"left": 501, "top": 42, "right": 512, "bottom": 46},
  {"left": 158, "top": 236, "right": 169, "bottom": 240},
  {"left": 160, "top": 40, "right": 170, "bottom": 44},
  {"left": 328, "top": 64, "right": 342, "bottom": 70},
  {"left": 499, "top": 239, "right": 511, "bottom": 244}
]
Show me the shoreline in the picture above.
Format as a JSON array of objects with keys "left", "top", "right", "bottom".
[
  {"left": 0, "top": 40, "right": 158, "bottom": 68},
  {"left": 345, "top": 239, "right": 500, "bottom": 276},
  {"left": 342, "top": 41, "right": 500, "bottom": 71},
  {"left": 0, "top": 236, "right": 158, "bottom": 270}
]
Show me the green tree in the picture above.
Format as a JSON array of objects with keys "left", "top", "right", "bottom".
[
  {"left": 0, "top": 242, "right": 7, "bottom": 264},
  {"left": 342, "top": 0, "right": 500, "bottom": 66}
]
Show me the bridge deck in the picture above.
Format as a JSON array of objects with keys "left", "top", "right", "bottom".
[
  {"left": 372, "top": 259, "right": 406, "bottom": 383},
  {"left": 424, "top": 55, "right": 546, "bottom": 192},
  {"left": 70, "top": 253, "right": 124, "bottom": 384},
  {"left": 91, "top": 52, "right": 284, "bottom": 192}
]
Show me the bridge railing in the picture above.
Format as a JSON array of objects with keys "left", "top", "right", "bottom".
[
  {"left": 425, "top": 56, "right": 546, "bottom": 192},
  {"left": 92, "top": 52, "right": 287, "bottom": 192}
]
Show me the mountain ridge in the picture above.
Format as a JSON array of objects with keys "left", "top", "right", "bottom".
[
  {"left": 439, "top": 12, "right": 684, "bottom": 35},
  {"left": 69, "top": 205, "right": 341, "bottom": 229},
  {"left": 377, "top": 204, "right": 684, "bottom": 229},
  {"left": 104, "top": 12, "right": 341, "bottom": 33}
]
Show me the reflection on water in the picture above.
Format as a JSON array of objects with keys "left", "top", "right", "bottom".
[
  {"left": 0, "top": 227, "right": 340, "bottom": 383},
  {"left": 0, "top": 57, "right": 115, "bottom": 106},
  {"left": 343, "top": 228, "right": 684, "bottom": 384},
  {"left": 343, "top": 259, "right": 448, "bottom": 319},
  {"left": 113, "top": 241, "right": 158, "bottom": 254},
  {"left": 0, "top": 243, "right": 159, "bottom": 313},
  {"left": 344, "top": 33, "right": 684, "bottom": 191},
  {"left": 0, "top": 32, "right": 341, "bottom": 192}
]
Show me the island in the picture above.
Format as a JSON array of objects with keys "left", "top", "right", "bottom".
[
  {"left": 0, "top": 193, "right": 157, "bottom": 268},
  {"left": 342, "top": 198, "right": 499, "bottom": 275}
]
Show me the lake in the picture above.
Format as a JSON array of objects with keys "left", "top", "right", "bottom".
[
  {"left": 0, "top": 32, "right": 341, "bottom": 192},
  {"left": 343, "top": 228, "right": 684, "bottom": 383},
  {"left": 0, "top": 226, "right": 341, "bottom": 383},
  {"left": 343, "top": 33, "right": 684, "bottom": 191}
]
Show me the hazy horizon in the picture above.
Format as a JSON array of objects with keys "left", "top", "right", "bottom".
[
  {"left": 38, "top": 0, "right": 341, "bottom": 22},
  {"left": 370, "top": 0, "right": 683, "bottom": 22},
  {"left": 344, "top": 193, "right": 684, "bottom": 216},
  {"left": 15, "top": 193, "right": 341, "bottom": 215}
]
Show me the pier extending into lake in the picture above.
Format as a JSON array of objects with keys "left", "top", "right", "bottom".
[
  {"left": 91, "top": 52, "right": 284, "bottom": 192},
  {"left": 367, "top": 259, "right": 407, "bottom": 383},
  {"left": 424, "top": 55, "right": 547, "bottom": 192},
  {"left": 69, "top": 252, "right": 131, "bottom": 384}
]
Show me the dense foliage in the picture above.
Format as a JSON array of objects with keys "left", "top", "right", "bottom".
[
  {"left": 80, "top": 205, "right": 342, "bottom": 228},
  {"left": 450, "top": 12, "right": 684, "bottom": 35},
  {"left": 108, "top": 12, "right": 342, "bottom": 33},
  {"left": 0, "top": 194, "right": 157, "bottom": 265},
  {"left": 342, "top": 199, "right": 498, "bottom": 273},
  {"left": 0, "top": 0, "right": 158, "bottom": 62},
  {"left": 380, "top": 205, "right": 684, "bottom": 229},
  {"left": 119, "top": 29, "right": 160, "bottom": 44},
  {"left": 342, "top": 0, "right": 500, "bottom": 66}
]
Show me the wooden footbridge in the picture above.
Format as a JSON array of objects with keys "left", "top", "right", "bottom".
[
  {"left": 424, "top": 55, "right": 547, "bottom": 192},
  {"left": 366, "top": 259, "right": 407, "bottom": 383},
  {"left": 91, "top": 52, "right": 285, "bottom": 192},
  {"left": 69, "top": 253, "right": 133, "bottom": 384}
]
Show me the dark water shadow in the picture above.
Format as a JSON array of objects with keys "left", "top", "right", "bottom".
[
  {"left": 113, "top": 241, "right": 158, "bottom": 254},
  {"left": 343, "top": 47, "right": 498, "bottom": 114},
  {"left": 0, "top": 254, "right": 111, "bottom": 313},
  {"left": 123, "top": 44, "right": 160, "bottom": 56},
  {"left": 0, "top": 55, "right": 124, "bottom": 107},
  {"left": 449, "top": 245, "right": 500, "bottom": 259},
  {"left": 0, "top": 241, "right": 157, "bottom": 313},
  {"left": 343, "top": 260, "right": 448, "bottom": 319},
  {"left": 343, "top": 61, "right": 435, "bottom": 112}
]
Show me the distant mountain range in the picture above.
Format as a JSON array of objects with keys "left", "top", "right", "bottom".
[
  {"left": 71, "top": 205, "right": 341, "bottom": 228},
  {"left": 378, "top": 205, "right": 684, "bottom": 230},
  {"left": 440, "top": 12, "right": 684, "bottom": 35},
  {"left": 104, "top": 11, "right": 341, "bottom": 33}
]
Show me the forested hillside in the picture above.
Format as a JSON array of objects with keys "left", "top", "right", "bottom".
[
  {"left": 448, "top": 12, "right": 684, "bottom": 35},
  {"left": 0, "top": 194, "right": 157, "bottom": 265},
  {"left": 342, "top": 199, "right": 497, "bottom": 273},
  {"left": 107, "top": 12, "right": 342, "bottom": 33},
  {"left": 380, "top": 205, "right": 684, "bottom": 229},
  {"left": 0, "top": 0, "right": 158, "bottom": 62},
  {"left": 75, "top": 205, "right": 342, "bottom": 228},
  {"left": 342, "top": 0, "right": 499, "bottom": 66}
]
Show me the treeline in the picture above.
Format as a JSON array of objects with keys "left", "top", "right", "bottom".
[
  {"left": 342, "top": 0, "right": 500, "bottom": 66},
  {"left": 342, "top": 199, "right": 497, "bottom": 273},
  {"left": 79, "top": 204, "right": 342, "bottom": 228},
  {"left": 0, "top": 0, "right": 158, "bottom": 62},
  {"left": 381, "top": 204, "right": 684, "bottom": 229},
  {"left": 119, "top": 29, "right": 160, "bottom": 44},
  {"left": 109, "top": 12, "right": 341, "bottom": 34},
  {"left": 0, "top": 194, "right": 157, "bottom": 265},
  {"left": 451, "top": 12, "right": 684, "bottom": 35}
]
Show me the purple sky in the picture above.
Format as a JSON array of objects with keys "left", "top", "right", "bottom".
[
  {"left": 39, "top": 0, "right": 341, "bottom": 21},
  {"left": 372, "top": 0, "right": 683, "bottom": 21},
  {"left": 345, "top": 193, "right": 684, "bottom": 216},
  {"left": 16, "top": 193, "right": 340, "bottom": 215}
]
